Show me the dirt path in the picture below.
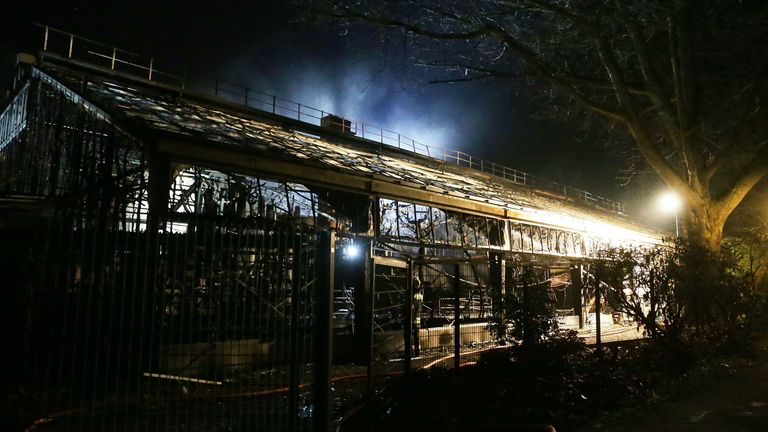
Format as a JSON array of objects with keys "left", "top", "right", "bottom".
[{"left": 579, "top": 351, "right": 768, "bottom": 432}]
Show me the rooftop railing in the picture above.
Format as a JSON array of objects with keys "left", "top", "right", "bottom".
[{"left": 32, "top": 23, "right": 624, "bottom": 215}]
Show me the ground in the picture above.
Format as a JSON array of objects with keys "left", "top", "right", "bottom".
[
  {"left": 579, "top": 336, "right": 768, "bottom": 432},
  {"left": 337, "top": 329, "right": 768, "bottom": 432}
]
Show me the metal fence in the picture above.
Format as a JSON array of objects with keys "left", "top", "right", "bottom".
[
  {"left": 1, "top": 68, "right": 325, "bottom": 432},
  {"left": 31, "top": 23, "right": 624, "bottom": 215},
  {"left": 334, "top": 253, "right": 499, "bottom": 399},
  {"left": 1, "top": 28, "right": 644, "bottom": 431}
]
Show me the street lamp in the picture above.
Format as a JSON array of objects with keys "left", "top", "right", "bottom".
[{"left": 657, "top": 191, "right": 681, "bottom": 237}]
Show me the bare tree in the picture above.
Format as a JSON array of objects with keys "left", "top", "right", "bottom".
[{"left": 304, "top": 0, "right": 768, "bottom": 252}]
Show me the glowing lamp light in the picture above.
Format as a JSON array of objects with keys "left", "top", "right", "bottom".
[
  {"left": 657, "top": 191, "right": 681, "bottom": 213},
  {"left": 657, "top": 191, "right": 681, "bottom": 237},
  {"left": 343, "top": 243, "right": 360, "bottom": 260}
]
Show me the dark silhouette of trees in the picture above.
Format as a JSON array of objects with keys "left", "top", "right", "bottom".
[{"left": 306, "top": 0, "right": 768, "bottom": 252}]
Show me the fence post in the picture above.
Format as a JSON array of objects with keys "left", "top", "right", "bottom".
[
  {"left": 453, "top": 263, "right": 461, "bottom": 369},
  {"left": 289, "top": 233, "right": 302, "bottom": 432},
  {"left": 404, "top": 259, "right": 413, "bottom": 377},
  {"left": 313, "top": 231, "right": 335, "bottom": 432},
  {"left": 594, "top": 262, "right": 602, "bottom": 354},
  {"left": 522, "top": 266, "right": 531, "bottom": 347},
  {"left": 571, "top": 264, "right": 584, "bottom": 329},
  {"left": 367, "top": 249, "right": 376, "bottom": 395},
  {"left": 489, "top": 252, "right": 504, "bottom": 334}
]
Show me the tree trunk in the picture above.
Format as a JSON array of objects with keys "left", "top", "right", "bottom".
[{"left": 684, "top": 203, "right": 725, "bottom": 253}]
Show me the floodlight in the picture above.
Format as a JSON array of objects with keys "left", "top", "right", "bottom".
[{"left": 343, "top": 243, "right": 360, "bottom": 260}]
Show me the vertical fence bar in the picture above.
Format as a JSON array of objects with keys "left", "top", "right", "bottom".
[
  {"left": 68, "top": 34, "right": 74, "bottom": 58},
  {"left": 43, "top": 26, "right": 49, "bottom": 51},
  {"left": 522, "top": 267, "right": 531, "bottom": 347},
  {"left": 572, "top": 264, "right": 584, "bottom": 329},
  {"left": 594, "top": 263, "right": 602, "bottom": 354},
  {"left": 367, "top": 251, "right": 375, "bottom": 395},
  {"left": 313, "top": 231, "right": 335, "bottom": 432},
  {"left": 148, "top": 58, "right": 153, "bottom": 80},
  {"left": 489, "top": 252, "right": 504, "bottom": 335},
  {"left": 453, "top": 263, "right": 460, "bottom": 370},
  {"left": 403, "top": 259, "right": 413, "bottom": 377},
  {"left": 288, "top": 233, "right": 301, "bottom": 432},
  {"left": 110, "top": 47, "right": 116, "bottom": 70}
]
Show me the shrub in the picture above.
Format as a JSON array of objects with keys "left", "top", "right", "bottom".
[
  {"left": 488, "top": 265, "right": 570, "bottom": 348},
  {"left": 600, "top": 239, "right": 752, "bottom": 354}
]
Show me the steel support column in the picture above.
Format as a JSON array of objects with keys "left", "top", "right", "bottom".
[
  {"left": 403, "top": 258, "right": 413, "bottom": 376},
  {"left": 367, "top": 246, "right": 375, "bottom": 395},
  {"left": 288, "top": 234, "right": 301, "bottom": 432},
  {"left": 313, "top": 231, "right": 335, "bottom": 432},
  {"left": 489, "top": 252, "right": 505, "bottom": 333},
  {"left": 453, "top": 263, "right": 461, "bottom": 369},
  {"left": 571, "top": 264, "right": 584, "bottom": 329},
  {"left": 594, "top": 263, "right": 602, "bottom": 354}
]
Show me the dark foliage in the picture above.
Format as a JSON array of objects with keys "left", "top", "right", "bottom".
[
  {"left": 599, "top": 239, "right": 754, "bottom": 356},
  {"left": 340, "top": 338, "right": 666, "bottom": 431},
  {"left": 488, "top": 265, "right": 561, "bottom": 348}
]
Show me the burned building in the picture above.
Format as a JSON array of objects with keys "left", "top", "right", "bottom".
[{"left": 0, "top": 26, "right": 662, "bottom": 432}]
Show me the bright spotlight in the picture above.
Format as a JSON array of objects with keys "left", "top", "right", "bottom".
[
  {"left": 657, "top": 191, "right": 682, "bottom": 213},
  {"left": 657, "top": 191, "right": 681, "bottom": 237},
  {"left": 343, "top": 243, "right": 360, "bottom": 260}
]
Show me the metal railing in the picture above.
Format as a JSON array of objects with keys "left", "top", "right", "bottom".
[{"left": 33, "top": 23, "right": 625, "bottom": 215}]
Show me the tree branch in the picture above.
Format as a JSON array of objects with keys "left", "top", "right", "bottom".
[
  {"left": 715, "top": 141, "right": 768, "bottom": 217},
  {"left": 622, "top": 15, "right": 681, "bottom": 152},
  {"left": 669, "top": 0, "right": 705, "bottom": 187},
  {"left": 593, "top": 28, "right": 688, "bottom": 191}
]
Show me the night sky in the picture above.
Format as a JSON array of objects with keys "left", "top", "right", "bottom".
[{"left": 1, "top": 0, "right": 683, "bottom": 228}]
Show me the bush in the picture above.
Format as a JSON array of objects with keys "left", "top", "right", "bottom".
[
  {"left": 600, "top": 239, "right": 752, "bottom": 354},
  {"left": 488, "top": 265, "right": 567, "bottom": 349}
]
